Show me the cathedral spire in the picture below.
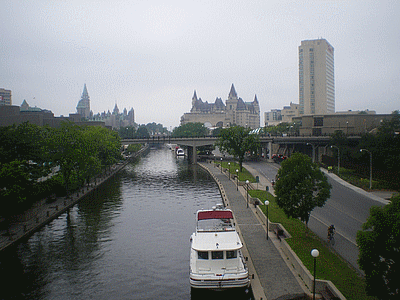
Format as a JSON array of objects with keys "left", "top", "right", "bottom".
[{"left": 228, "top": 84, "right": 237, "bottom": 99}]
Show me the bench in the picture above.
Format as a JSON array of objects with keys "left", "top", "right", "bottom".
[{"left": 274, "top": 228, "right": 284, "bottom": 241}]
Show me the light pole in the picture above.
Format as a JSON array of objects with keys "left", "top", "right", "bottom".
[
  {"left": 307, "top": 143, "right": 316, "bottom": 163},
  {"left": 264, "top": 200, "right": 269, "bottom": 240},
  {"left": 228, "top": 162, "right": 231, "bottom": 180},
  {"left": 360, "top": 149, "right": 372, "bottom": 189},
  {"left": 220, "top": 157, "right": 223, "bottom": 173},
  {"left": 246, "top": 180, "right": 249, "bottom": 208},
  {"left": 330, "top": 145, "right": 340, "bottom": 175},
  {"left": 236, "top": 169, "right": 239, "bottom": 191},
  {"left": 311, "top": 249, "right": 319, "bottom": 300}
]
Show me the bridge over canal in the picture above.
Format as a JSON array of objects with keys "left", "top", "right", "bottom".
[{"left": 121, "top": 135, "right": 360, "bottom": 164}]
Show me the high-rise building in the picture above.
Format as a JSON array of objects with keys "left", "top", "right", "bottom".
[
  {"left": 299, "top": 39, "right": 335, "bottom": 115},
  {"left": 0, "top": 88, "right": 12, "bottom": 106}
]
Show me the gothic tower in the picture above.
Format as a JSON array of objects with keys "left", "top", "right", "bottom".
[{"left": 76, "top": 84, "right": 90, "bottom": 118}]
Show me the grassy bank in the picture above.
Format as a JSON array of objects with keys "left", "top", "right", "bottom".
[
  {"left": 214, "top": 161, "right": 256, "bottom": 183},
  {"left": 249, "top": 190, "right": 376, "bottom": 300}
]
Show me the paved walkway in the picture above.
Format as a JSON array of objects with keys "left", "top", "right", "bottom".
[{"left": 200, "top": 162, "right": 308, "bottom": 300}]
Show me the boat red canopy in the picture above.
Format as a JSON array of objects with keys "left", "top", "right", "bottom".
[{"left": 197, "top": 210, "right": 233, "bottom": 220}]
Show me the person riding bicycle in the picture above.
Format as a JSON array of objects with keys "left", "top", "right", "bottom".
[{"left": 327, "top": 225, "right": 335, "bottom": 240}]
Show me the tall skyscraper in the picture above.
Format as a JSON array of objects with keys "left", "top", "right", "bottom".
[{"left": 299, "top": 39, "right": 335, "bottom": 115}]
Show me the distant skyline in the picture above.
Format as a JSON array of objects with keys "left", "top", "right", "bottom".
[{"left": 1, "top": 1, "right": 399, "bottom": 129}]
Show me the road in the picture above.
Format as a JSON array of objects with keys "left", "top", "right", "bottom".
[{"left": 245, "top": 161, "right": 388, "bottom": 274}]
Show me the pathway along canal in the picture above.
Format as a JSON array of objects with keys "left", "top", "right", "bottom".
[{"left": 0, "top": 148, "right": 253, "bottom": 300}]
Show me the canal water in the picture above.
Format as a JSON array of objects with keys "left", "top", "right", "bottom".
[{"left": 0, "top": 148, "right": 253, "bottom": 300}]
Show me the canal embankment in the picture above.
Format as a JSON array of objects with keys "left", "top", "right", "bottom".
[
  {"left": 198, "top": 161, "right": 311, "bottom": 300},
  {"left": 0, "top": 145, "right": 150, "bottom": 252}
]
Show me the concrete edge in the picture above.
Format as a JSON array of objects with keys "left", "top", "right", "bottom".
[
  {"left": 197, "top": 163, "right": 267, "bottom": 300},
  {"left": 200, "top": 162, "right": 346, "bottom": 299}
]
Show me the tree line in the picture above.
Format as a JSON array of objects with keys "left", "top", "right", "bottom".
[{"left": 0, "top": 121, "right": 121, "bottom": 217}]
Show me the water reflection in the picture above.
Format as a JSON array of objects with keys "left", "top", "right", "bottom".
[{"left": 0, "top": 148, "right": 252, "bottom": 299}]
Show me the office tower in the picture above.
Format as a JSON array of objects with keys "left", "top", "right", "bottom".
[
  {"left": 299, "top": 39, "right": 335, "bottom": 115},
  {"left": 0, "top": 88, "right": 12, "bottom": 106}
]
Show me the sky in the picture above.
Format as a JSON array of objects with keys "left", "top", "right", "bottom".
[{"left": 1, "top": 0, "right": 399, "bottom": 129}]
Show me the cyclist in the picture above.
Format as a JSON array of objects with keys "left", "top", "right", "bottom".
[{"left": 327, "top": 225, "right": 335, "bottom": 241}]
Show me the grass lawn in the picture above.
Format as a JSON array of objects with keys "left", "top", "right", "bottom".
[
  {"left": 249, "top": 190, "right": 377, "bottom": 300},
  {"left": 215, "top": 161, "right": 256, "bottom": 183}
]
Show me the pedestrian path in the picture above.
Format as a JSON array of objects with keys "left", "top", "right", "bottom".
[{"left": 199, "top": 162, "right": 308, "bottom": 300}]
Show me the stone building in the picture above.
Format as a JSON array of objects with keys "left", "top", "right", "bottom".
[{"left": 180, "top": 84, "right": 260, "bottom": 129}]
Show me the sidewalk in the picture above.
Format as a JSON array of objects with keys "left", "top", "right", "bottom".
[{"left": 199, "top": 162, "right": 309, "bottom": 300}]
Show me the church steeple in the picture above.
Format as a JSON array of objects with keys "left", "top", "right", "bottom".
[{"left": 228, "top": 84, "right": 238, "bottom": 99}]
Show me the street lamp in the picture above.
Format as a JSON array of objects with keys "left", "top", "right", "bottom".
[
  {"left": 236, "top": 169, "right": 239, "bottom": 191},
  {"left": 246, "top": 180, "right": 249, "bottom": 208},
  {"left": 311, "top": 249, "right": 320, "bottom": 300},
  {"left": 264, "top": 200, "right": 269, "bottom": 240},
  {"left": 307, "top": 143, "right": 316, "bottom": 163},
  {"left": 330, "top": 145, "right": 340, "bottom": 175},
  {"left": 220, "top": 157, "right": 223, "bottom": 173},
  {"left": 228, "top": 162, "right": 231, "bottom": 180},
  {"left": 360, "top": 149, "right": 372, "bottom": 189}
]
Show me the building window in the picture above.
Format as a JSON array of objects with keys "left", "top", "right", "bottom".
[{"left": 314, "top": 117, "right": 324, "bottom": 127}]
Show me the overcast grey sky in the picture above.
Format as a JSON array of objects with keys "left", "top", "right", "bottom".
[{"left": 1, "top": 0, "right": 399, "bottom": 129}]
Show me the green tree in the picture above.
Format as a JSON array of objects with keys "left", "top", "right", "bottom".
[
  {"left": 172, "top": 122, "right": 209, "bottom": 137},
  {"left": 48, "top": 122, "right": 87, "bottom": 193},
  {"left": 357, "top": 194, "right": 400, "bottom": 299},
  {"left": 0, "top": 160, "right": 32, "bottom": 215},
  {"left": 118, "top": 126, "right": 136, "bottom": 139},
  {"left": 274, "top": 152, "right": 331, "bottom": 227},
  {"left": 136, "top": 125, "right": 150, "bottom": 138},
  {"left": 217, "top": 126, "right": 260, "bottom": 171}
]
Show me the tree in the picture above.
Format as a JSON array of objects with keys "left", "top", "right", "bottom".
[
  {"left": 172, "top": 122, "right": 209, "bottom": 137},
  {"left": 0, "top": 160, "right": 32, "bottom": 215},
  {"left": 217, "top": 126, "right": 260, "bottom": 171},
  {"left": 135, "top": 125, "right": 150, "bottom": 138},
  {"left": 274, "top": 152, "right": 331, "bottom": 227},
  {"left": 357, "top": 195, "right": 400, "bottom": 299}
]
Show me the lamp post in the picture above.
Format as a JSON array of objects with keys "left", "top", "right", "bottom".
[
  {"left": 246, "top": 180, "right": 249, "bottom": 208},
  {"left": 220, "top": 157, "right": 223, "bottom": 173},
  {"left": 360, "top": 149, "right": 372, "bottom": 189},
  {"left": 330, "top": 145, "right": 340, "bottom": 175},
  {"left": 307, "top": 143, "right": 316, "bottom": 163},
  {"left": 264, "top": 200, "right": 269, "bottom": 240},
  {"left": 228, "top": 162, "right": 231, "bottom": 180},
  {"left": 236, "top": 169, "right": 239, "bottom": 191},
  {"left": 311, "top": 249, "right": 320, "bottom": 300}
]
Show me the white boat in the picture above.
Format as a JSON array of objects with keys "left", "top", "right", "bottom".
[
  {"left": 189, "top": 204, "right": 250, "bottom": 290},
  {"left": 176, "top": 148, "right": 185, "bottom": 156}
]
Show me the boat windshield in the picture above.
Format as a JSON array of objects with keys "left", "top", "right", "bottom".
[{"left": 197, "top": 217, "right": 234, "bottom": 232}]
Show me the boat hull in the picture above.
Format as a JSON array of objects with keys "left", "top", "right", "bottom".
[{"left": 189, "top": 274, "right": 250, "bottom": 290}]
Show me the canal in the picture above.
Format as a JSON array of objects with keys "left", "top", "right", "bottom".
[{"left": 0, "top": 148, "right": 253, "bottom": 299}]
